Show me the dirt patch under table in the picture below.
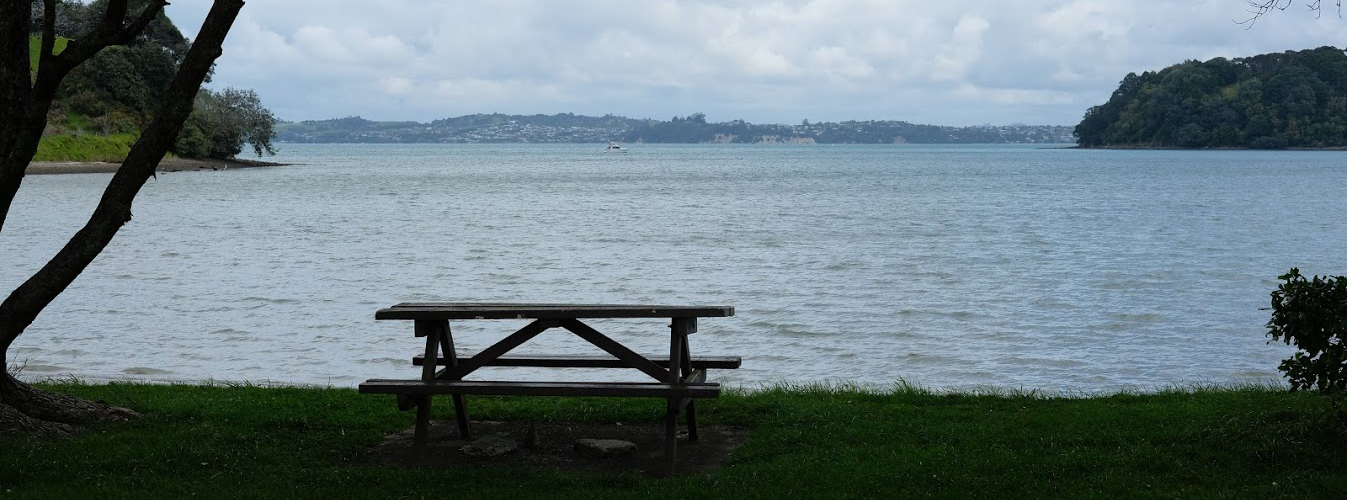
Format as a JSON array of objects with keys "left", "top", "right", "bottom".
[{"left": 346, "top": 420, "right": 750, "bottom": 477}]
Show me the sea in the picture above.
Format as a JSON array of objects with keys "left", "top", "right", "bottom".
[{"left": 3, "top": 143, "right": 1344, "bottom": 393}]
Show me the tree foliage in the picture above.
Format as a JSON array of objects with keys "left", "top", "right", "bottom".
[
  {"left": 1075, "top": 47, "right": 1347, "bottom": 148},
  {"left": 28, "top": 0, "right": 273, "bottom": 159},
  {"left": 177, "top": 88, "right": 277, "bottom": 158},
  {"left": 33, "top": 0, "right": 186, "bottom": 126},
  {"left": 1268, "top": 268, "right": 1347, "bottom": 394}
]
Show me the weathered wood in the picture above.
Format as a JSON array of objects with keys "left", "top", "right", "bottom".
[
  {"left": 358, "top": 379, "right": 722, "bottom": 398},
  {"left": 665, "top": 389, "right": 680, "bottom": 476},
  {"left": 413, "top": 353, "right": 742, "bottom": 369},
  {"left": 413, "top": 394, "right": 431, "bottom": 453},
  {"left": 413, "top": 320, "right": 439, "bottom": 451},
  {"left": 679, "top": 329, "right": 695, "bottom": 376},
  {"left": 668, "top": 321, "right": 686, "bottom": 386},
  {"left": 680, "top": 330, "right": 699, "bottom": 442},
  {"left": 560, "top": 319, "right": 670, "bottom": 382},
  {"left": 368, "top": 302, "right": 736, "bottom": 475},
  {"left": 437, "top": 319, "right": 559, "bottom": 380},
  {"left": 438, "top": 322, "right": 471, "bottom": 439},
  {"left": 376, "top": 303, "right": 734, "bottom": 320},
  {"left": 665, "top": 317, "right": 693, "bottom": 474},
  {"left": 417, "top": 321, "right": 439, "bottom": 382}
]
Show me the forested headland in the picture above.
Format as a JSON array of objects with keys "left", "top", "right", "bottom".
[
  {"left": 1075, "top": 46, "right": 1347, "bottom": 149},
  {"left": 28, "top": 0, "right": 276, "bottom": 162}
]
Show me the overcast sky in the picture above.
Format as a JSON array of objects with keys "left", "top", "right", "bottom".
[{"left": 161, "top": 0, "right": 1347, "bottom": 126}]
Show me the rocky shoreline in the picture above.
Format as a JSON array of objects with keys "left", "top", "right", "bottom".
[{"left": 25, "top": 157, "right": 288, "bottom": 175}]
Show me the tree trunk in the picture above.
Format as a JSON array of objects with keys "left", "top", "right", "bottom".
[
  {"left": 0, "top": 359, "right": 137, "bottom": 435},
  {"left": 0, "top": 0, "right": 246, "bottom": 435}
]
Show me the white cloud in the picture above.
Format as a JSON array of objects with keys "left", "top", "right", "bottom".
[
  {"left": 950, "top": 84, "right": 1076, "bottom": 106},
  {"left": 377, "top": 76, "right": 413, "bottom": 96},
  {"left": 930, "top": 15, "right": 990, "bottom": 81},
  {"left": 808, "top": 46, "right": 875, "bottom": 81},
  {"left": 160, "top": 0, "right": 1347, "bottom": 125}
]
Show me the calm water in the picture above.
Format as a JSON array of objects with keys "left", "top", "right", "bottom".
[{"left": 3, "top": 144, "right": 1344, "bottom": 393}]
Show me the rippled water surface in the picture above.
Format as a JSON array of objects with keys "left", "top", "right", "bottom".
[{"left": 4, "top": 144, "right": 1345, "bottom": 392}]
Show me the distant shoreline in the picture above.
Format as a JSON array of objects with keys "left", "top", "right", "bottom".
[{"left": 26, "top": 157, "right": 288, "bottom": 175}]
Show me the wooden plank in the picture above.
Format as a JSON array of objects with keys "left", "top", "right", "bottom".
[
  {"left": 560, "top": 319, "right": 670, "bottom": 382},
  {"left": 414, "top": 395, "right": 431, "bottom": 451},
  {"left": 665, "top": 388, "right": 680, "bottom": 476},
  {"left": 413, "top": 320, "right": 440, "bottom": 451},
  {"left": 376, "top": 303, "right": 734, "bottom": 320},
  {"left": 358, "top": 379, "right": 722, "bottom": 398},
  {"left": 670, "top": 316, "right": 695, "bottom": 447},
  {"left": 668, "top": 321, "right": 685, "bottom": 385},
  {"left": 665, "top": 317, "right": 689, "bottom": 475},
  {"left": 416, "top": 320, "right": 439, "bottom": 382},
  {"left": 412, "top": 353, "right": 742, "bottom": 369},
  {"left": 679, "top": 328, "right": 695, "bottom": 376}
]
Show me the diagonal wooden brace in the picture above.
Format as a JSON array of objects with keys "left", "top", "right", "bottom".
[
  {"left": 560, "top": 319, "right": 671, "bottom": 382},
  {"left": 437, "top": 319, "right": 561, "bottom": 380}
]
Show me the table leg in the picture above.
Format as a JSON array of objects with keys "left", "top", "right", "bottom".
[
  {"left": 665, "top": 395, "right": 680, "bottom": 476},
  {"left": 438, "top": 323, "right": 471, "bottom": 439},
  {"left": 414, "top": 395, "right": 432, "bottom": 453},
  {"left": 681, "top": 336, "right": 699, "bottom": 442},
  {"left": 413, "top": 321, "right": 441, "bottom": 454},
  {"left": 665, "top": 318, "right": 693, "bottom": 475}
]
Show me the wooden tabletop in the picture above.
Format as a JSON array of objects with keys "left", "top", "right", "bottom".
[{"left": 375, "top": 303, "right": 735, "bottom": 320}]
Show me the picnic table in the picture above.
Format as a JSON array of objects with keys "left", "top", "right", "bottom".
[{"left": 359, "top": 303, "right": 738, "bottom": 474}]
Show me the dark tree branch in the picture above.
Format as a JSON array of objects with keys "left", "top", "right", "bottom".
[
  {"left": 39, "top": 0, "right": 56, "bottom": 70},
  {"left": 0, "top": 0, "right": 170, "bottom": 235},
  {"left": 0, "top": 0, "right": 245, "bottom": 354},
  {"left": 1241, "top": 0, "right": 1342, "bottom": 27},
  {"left": 97, "top": 0, "right": 132, "bottom": 35}
]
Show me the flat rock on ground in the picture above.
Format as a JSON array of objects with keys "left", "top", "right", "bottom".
[
  {"left": 574, "top": 438, "right": 638, "bottom": 458},
  {"left": 345, "top": 420, "right": 749, "bottom": 477}
]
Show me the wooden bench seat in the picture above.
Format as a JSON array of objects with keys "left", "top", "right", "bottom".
[
  {"left": 359, "top": 379, "right": 722, "bottom": 398},
  {"left": 412, "top": 353, "right": 742, "bottom": 370}
]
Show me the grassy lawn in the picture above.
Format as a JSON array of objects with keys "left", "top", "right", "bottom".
[
  {"left": 28, "top": 35, "right": 68, "bottom": 78},
  {"left": 1, "top": 382, "right": 1343, "bottom": 499},
  {"left": 32, "top": 133, "right": 139, "bottom": 162},
  {"left": 28, "top": 35, "right": 142, "bottom": 163}
]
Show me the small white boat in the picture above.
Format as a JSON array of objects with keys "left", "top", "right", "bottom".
[{"left": 605, "top": 142, "right": 627, "bottom": 152}]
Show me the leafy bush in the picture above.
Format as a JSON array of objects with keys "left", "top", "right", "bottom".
[{"left": 1268, "top": 268, "right": 1347, "bottom": 393}]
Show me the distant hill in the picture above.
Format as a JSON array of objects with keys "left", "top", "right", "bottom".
[
  {"left": 276, "top": 113, "right": 1074, "bottom": 144},
  {"left": 1075, "top": 46, "right": 1347, "bottom": 148}
]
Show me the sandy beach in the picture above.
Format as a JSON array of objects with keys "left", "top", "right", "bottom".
[{"left": 25, "top": 157, "right": 288, "bottom": 175}]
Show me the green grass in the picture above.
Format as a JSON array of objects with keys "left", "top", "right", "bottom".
[
  {"left": 32, "top": 133, "right": 138, "bottom": 162},
  {"left": 29, "top": 35, "right": 68, "bottom": 78},
  {"left": 1, "top": 382, "right": 1344, "bottom": 499},
  {"left": 29, "top": 34, "right": 122, "bottom": 163}
]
